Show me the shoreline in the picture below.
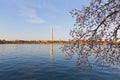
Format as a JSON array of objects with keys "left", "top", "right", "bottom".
[
  {"left": 0, "top": 40, "right": 120, "bottom": 44},
  {"left": 0, "top": 40, "right": 67, "bottom": 44}
]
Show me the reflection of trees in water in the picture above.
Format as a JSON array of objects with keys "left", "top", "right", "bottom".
[{"left": 62, "top": 43, "right": 120, "bottom": 70}]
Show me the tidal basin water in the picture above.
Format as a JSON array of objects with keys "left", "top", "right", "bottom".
[{"left": 0, "top": 44, "right": 120, "bottom": 80}]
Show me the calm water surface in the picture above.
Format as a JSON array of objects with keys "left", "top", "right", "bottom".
[{"left": 0, "top": 44, "right": 120, "bottom": 80}]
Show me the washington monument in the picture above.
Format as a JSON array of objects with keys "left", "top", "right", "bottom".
[{"left": 51, "top": 27, "right": 53, "bottom": 41}]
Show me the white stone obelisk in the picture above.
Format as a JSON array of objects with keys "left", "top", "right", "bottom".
[{"left": 51, "top": 27, "right": 53, "bottom": 41}]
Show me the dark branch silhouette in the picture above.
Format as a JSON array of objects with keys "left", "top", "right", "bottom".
[{"left": 62, "top": 0, "right": 120, "bottom": 70}]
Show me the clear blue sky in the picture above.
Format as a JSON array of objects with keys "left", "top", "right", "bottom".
[{"left": 0, "top": 0, "right": 90, "bottom": 40}]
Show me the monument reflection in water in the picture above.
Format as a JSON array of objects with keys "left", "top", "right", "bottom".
[
  {"left": 49, "top": 27, "right": 54, "bottom": 62},
  {"left": 50, "top": 43, "right": 54, "bottom": 62}
]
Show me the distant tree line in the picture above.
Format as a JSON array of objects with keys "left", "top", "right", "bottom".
[{"left": 0, "top": 40, "right": 68, "bottom": 44}]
